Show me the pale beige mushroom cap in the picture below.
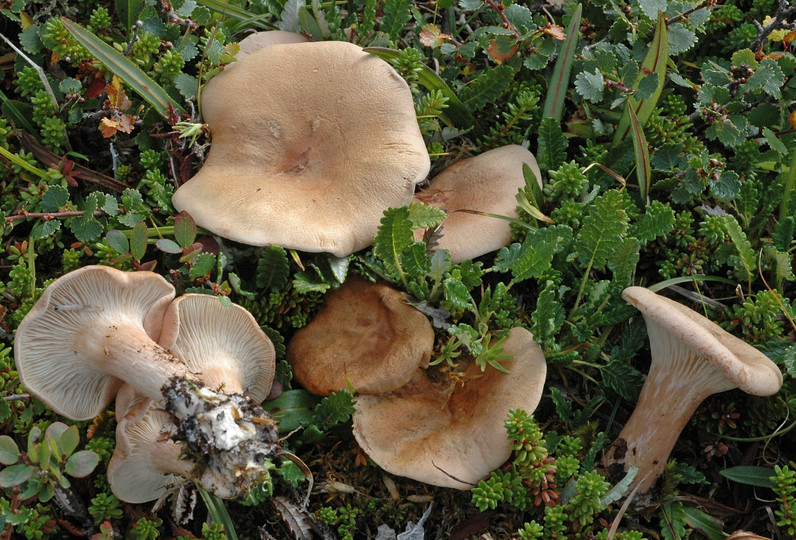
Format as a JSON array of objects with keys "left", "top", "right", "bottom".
[
  {"left": 287, "top": 276, "right": 434, "bottom": 395},
  {"left": 236, "top": 30, "right": 309, "bottom": 61},
  {"left": 14, "top": 266, "right": 175, "bottom": 420},
  {"left": 108, "top": 384, "right": 193, "bottom": 503},
  {"left": 352, "top": 327, "right": 547, "bottom": 489},
  {"left": 414, "top": 145, "right": 542, "bottom": 263},
  {"left": 172, "top": 40, "right": 430, "bottom": 256},
  {"left": 158, "top": 294, "right": 276, "bottom": 402}
]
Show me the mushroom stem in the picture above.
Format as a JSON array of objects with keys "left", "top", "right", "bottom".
[{"left": 603, "top": 337, "right": 733, "bottom": 492}]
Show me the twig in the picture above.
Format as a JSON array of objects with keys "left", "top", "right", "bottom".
[
  {"left": 5, "top": 210, "right": 104, "bottom": 224},
  {"left": 484, "top": 0, "right": 519, "bottom": 37},
  {"left": 751, "top": 0, "right": 796, "bottom": 52},
  {"left": 665, "top": 0, "right": 714, "bottom": 26},
  {"left": 123, "top": 20, "right": 143, "bottom": 57}
]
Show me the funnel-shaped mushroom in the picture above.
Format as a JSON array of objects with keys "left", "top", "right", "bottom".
[
  {"left": 352, "top": 327, "right": 547, "bottom": 488},
  {"left": 287, "top": 276, "right": 434, "bottom": 395},
  {"left": 158, "top": 293, "right": 275, "bottom": 401},
  {"left": 414, "top": 145, "right": 542, "bottom": 263},
  {"left": 108, "top": 384, "right": 193, "bottom": 503},
  {"left": 14, "top": 265, "right": 175, "bottom": 420},
  {"left": 603, "top": 287, "right": 784, "bottom": 493},
  {"left": 172, "top": 40, "right": 430, "bottom": 256}
]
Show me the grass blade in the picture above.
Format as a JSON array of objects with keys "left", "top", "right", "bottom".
[
  {"left": 719, "top": 465, "right": 776, "bottom": 488},
  {"left": 542, "top": 3, "right": 582, "bottom": 121},
  {"left": 627, "top": 101, "right": 650, "bottom": 204},
  {"left": 61, "top": 19, "right": 184, "bottom": 117},
  {"left": 364, "top": 47, "right": 474, "bottom": 130},
  {"left": 195, "top": 0, "right": 275, "bottom": 32},
  {"left": 197, "top": 486, "right": 239, "bottom": 540},
  {"left": 613, "top": 11, "right": 668, "bottom": 144}
]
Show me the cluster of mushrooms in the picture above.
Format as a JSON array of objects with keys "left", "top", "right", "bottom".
[
  {"left": 14, "top": 266, "right": 279, "bottom": 503},
  {"left": 12, "top": 31, "right": 786, "bottom": 509}
]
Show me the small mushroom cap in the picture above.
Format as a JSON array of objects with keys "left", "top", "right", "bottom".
[
  {"left": 108, "top": 384, "right": 193, "bottom": 503},
  {"left": 172, "top": 40, "right": 430, "bottom": 256},
  {"left": 236, "top": 30, "right": 309, "bottom": 61},
  {"left": 622, "top": 287, "right": 783, "bottom": 396},
  {"left": 14, "top": 266, "right": 175, "bottom": 420},
  {"left": 287, "top": 276, "right": 434, "bottom": 395},
  {"left": 157, "top": 294, "right": 276, "bottom": 402},
  {"left": 414, "top": 145, "right": 542, "bottom": 263},
  {"left": 352, "top": 327, "right": 547, "bottom": 488}
]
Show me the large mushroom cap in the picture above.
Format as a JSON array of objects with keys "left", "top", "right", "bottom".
[
  {"left": 236, "top": 30, "right": 309, "bottom": 61},
  {"left": 158, "top": 294, "right": 276, "bottom": 402},
  {"left": 173, "top": 40, "right": 430, "bottom": 256},
  {"left": 622, "top": 287, "right": 782, "bottom": 396},
  {"left": 414, "top": 145, "right": 542, "bottom": 263},
  {"left": 287, "top": 276, "right": 434, "bottom": 395},
  {"left": 352, "top": 327, "right": 547, "bottom": 488},
  {"left": 14, "top": 266, "right": 175, "bottom": 420}
]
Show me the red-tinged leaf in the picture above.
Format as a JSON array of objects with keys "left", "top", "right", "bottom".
[
  {"left": 100, "top": 118, "right": 121, "bottom": 138},
  {"left": 105, "top": 76, "right": 132, "bottom": 111},
  {"left": 156, "top": 238, "right": 182, "bottom": 254},
  {"left": 85, "top": 78, "right": 106, "bottom": 98},
  {"left": 541, "top": 23, "right": 566, "bottom": 40},
  {"left": 541, "top": 3, "right": 582, "bottom": 121},
  {"left": 627, "top": 101, "right": 651, "bottom": 205},
  {"left": 174, "top": 211, "right": 197, "bottom": 248},
  {"left": 488, "top": 37, "right": 518, "bottom": 64},
  {"left": 419, "top": 24, "right": 451, "bottom": 48},
  {"left": 130, "top": 221, "right": 148, "bottom": 261},
  {"left": 105, "top": 229, "right": 129, "bottom": 255}
]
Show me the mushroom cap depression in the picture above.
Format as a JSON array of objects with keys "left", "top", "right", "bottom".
[
  {"left": 158, "top": 293, "right": 276, "bottom": 402},
  {"left": 414, "top": 145, "right": 542, "bottom": 263},
  {"left": 14, "top": 266, "right": 175, "bottom": 420},
  {"left": 172, "top": 40, "right": 430, "bottom": 256},
  {"left": 352, "top": 327, "right": 547, "bottom": 488},
  {"left": 622, "top": 286, "right": 782, "bottom": 396},
  {"left": 287, "top": 276, "right": 434, "bottom": 395},
  {"left": 235, "top": 30, "right": 309, "bottom": 61}
]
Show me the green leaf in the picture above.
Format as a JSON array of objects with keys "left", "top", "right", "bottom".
[
  {"left": 530, "top": 280, "right": 566, "bottom": 343},
  {"left": 495, "top": 225, "right": 572, "bottom": 281},
  {"left": 575, "top": 190, "right": 629, "bottom": 270},
  {"left": 312, "top": 390, "right": 356, "bottom": 428},
  {"left": 56, "top": 425, "right": 79, "bottom": 457},
  {"left": 537, "top": 117, "right": 568, "bottom": 172},
  {"left": 442, "top": 278, "right": 471, "bottom": 312},
  {"left": 631, "top": 200, "right": 675, "bottom": 245},
  {"left": 574, "top": 69, "right": 605, "bottom": 102},
  {"left": 400, "top": 242, "right": 429, "bottom": 279},
  {"left": 682, "top": 507, "right": 725, "bottom": 540},
  {"left": 601, "top": 357, "right": 644, "bottom": 401},
  {"left": 0, "top": 463, "right": 35, "bottom": 487},
  {"left": 156, "top": 238, "right": 182, "bottom": 254},
  {"left": 719, "top": 465, "right": 776, "bottom": 488},
  {"left": 710, "top": 170, "right": 741, "bottom": 202},
  {"left": 667, "top": 24, "right": 697, "bottom": 55},
  {"left": 660, "top": 500, "right": 688, "bottom": 540},
  {"left": 64, "top": 450, "right": 99, "bottom": 478},
  {"left": 542, "top": 3, "right": 582, "bottom": 121},
  {"left": 0, "top": 436, "right": 19, "bottom": 466},
  {"left": 773, "top": 217, "right": 795, "bottom": 252},
  {"left": 600, "top": 467, "right": 637, "bottom": 506},
  {"left": 407, "top": 201, "right": 446, "bottom": 229},
  {"left": 638, "top": 0, "right": 665, "bottom": 19},
  {"left": 31, "top": 220, "right": 61, "bottom": 240},
  {"left": 741, "top": 58, "right": 784, "bottom": 99},
  {"left": 613, "top": 11, "right": 668, "bottom": 144},
  {"left": 264, "top": 389, "right": 321, "bottom": 433},
  {"left": 189, "top": 252, "right": 216, "bottom": 280},
  {"left": 763, "top": 127, "right": 788, "bottom": 155},
  {"left": 460, "top": 65, "right": 514, "bottom": 111},
  {"left": 292, "top": 270, "right": 331, "bottom": 294},
  {"left": 106, "top": 229, "right": 131, "bottom": 255},
  {"left": 173, "top": 72, "right": 199, "bottom": 101},
  {"left": 256, "top": 246, "right": 290, "bottom": 291},
  {"left": 173, "top": 210, "right": 197, "bottom": 248},
  {"left": 115, "top": 0, "right": 145, "bottom": 31},
  {"left": 130, "top": 221, "right": 148, "bottom": 261},
  {"left": 627, "top": 101, "right": 651, "bottom": 204},
  {"left": 608, "top": 237, "right": 639, "bottom": 284},
  {"left": 60, "top": 19, "right": 184, "bottom": 117},
  {"left": 41, "top": 185, "right": 69, "bottom": 213},
  {"left": 380, "top": 0, "right": 412, "bottom": 41},
  {"left": 722, "top": 215, "right": 756, "bottom": 280},
  {"left": 374, "top": 206, "right": 414, "bottom": 283}
]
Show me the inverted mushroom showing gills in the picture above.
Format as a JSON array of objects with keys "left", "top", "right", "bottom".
[
  {"left": 172, "top": 40, "right": 430, "bottom": 257},
  {"left": 287, "top": 276, "right": 434, "bottom": 395},
  {"left": 352, "top": 327, "right": 547, "bottom": 488},
  {"left": 414, "top": 145, "right": 542, "bottom": 263},
  {"left": 14, "top": 266, "right": 280, "bottom": 499},
  {"left": 603, "top": 287, "right": 783, "bottom": 493}
]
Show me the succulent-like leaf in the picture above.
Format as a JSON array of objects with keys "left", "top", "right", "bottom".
[
  {"left": 105, "top": 230, "right": 129, "bottom": 255},
  {"left": 130, "top": 221, "right": 148, "bottom": 261},
  {"left": 0, "top": 436, "right": 20, "bottom": 466},
  {"left": 57, "top": 425, "right": 80, "bottom": 458},
  {"left": 0, "top": 463, "right": 35, "bottom": 487},
  {"left": 64, "top": 450, "right": 99, "bottom": 478}
]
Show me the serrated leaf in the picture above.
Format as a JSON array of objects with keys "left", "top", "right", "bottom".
[
  {"left": 719, "top": 465, "right": 776, "bottom": 488},
  {"left": 667, "top": 24, "right": 697, "bottom": 55},
  {"left": 380, "top": 0, "right": 412, "bottom": 42},
  {"left": 495, "top": 225, "right": 572, "bottom": 281},
  {"left": 773, "top": 217, "right": 795, "bottom": 252},
  {"left": 601, "top": 467, "right": 637, "bottom": 505},
  {"left": 614, "top": 11, "right": 668, "bottom": 144},
  {"left": 542, "top": 3, "right": 582, "bottom": 120},
  {"left": 574, "top": 68, "right": 605, "bottom": 102},
  {"left": 105, "top": 230, "right": 129, "bottom": 255},
  {"left": 374, "top": 206, "right": 414, "bottom": 281},
  {"left": 31, "top": 220, "right": 61, "bottom": 240},
  {"left": 256, "top": 246, "right": 290, "bottom": 291},
  {"left": 272, "top": 496, "right": 313, "bottom": 540},
  {"left": 741, "top": 58, "right": 784, "bottom": 99},
  {"left": 639, "top": 0, "right": 666, "bottom": 19},
  {"left": 173, "top": 72, "right": 198, "bottom": 100},
  {"left": 537, "top": 117, "right": 568, "bottom": 171},
  {"left": 130, "top": 221, "right": 148, "bottom": 261},
  {"left": 61, "top": 19, "right": 183, "bottom": 117},
  {"left": 312, "top": 390, "right": 355, "bottom": 427},
  {"left": 710, "top": 170, "right": 740, "bottom": 202},
  {"left": 530, "top": 281, "right": 565, "bottom": 342},
  {"left": 705, "top": 114, "right": 749, "bottom": 148},
  {"left": 173, "top": 210, "right": 197, "bottom": 248},
  {"left": 0, "top": 436, "right": 19, "bottom": 466},
  {"left": 293, "top": 271, "right": 331, "bottom": 293},
  {"left": 41, "top": 185, "right": 69, "bottom": 213},
  {"left": 400, "top": 242, "right": 429, "bottom": 278},
  {"left": 723, "top": 214, "right": 756, "bottom": 280},
  {"left": 608, "top": 237, "right": 639, "bottom": 284},
  {"left": 460, "top": 65, "right": 514, "bottom": 110},
  {"left": 71, "top": 215, "right": 104, "bottom": 242},
  {"left": 407, "top": 201, "right": 446, "bottom": 229},
  {"left": 443, "top": 277, "right": 471, "bottom": 312},
  {"left": 189, "top": 252, "right": 216, "bottom": 279},
  {"left": 635, "top": 72, "right": 659, "bottom": 100},
  {"left": 575, "top": 191, "right": 629, "bottom": 270},
  {"left": 660, "top": 500, "right": 688, "bottom": 540},
  {"left": 632, "top": 201, "right": 675, "bottom": 245},
  {"left": 763, "top": 127, "right": 788, "bottom": 155},
  {"left": 601, "top": 357, "right": 644, "bottom": 401}
]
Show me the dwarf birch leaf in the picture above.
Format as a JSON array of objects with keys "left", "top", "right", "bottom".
[
  {"left": 638, "top": 0, "right": 666, "bottom": 19},
  {"left": 667, "top": 24, "right": 697, "bottom": 55},
  {"left": 31, "top": 220, "right": 61, "bottom": 240},
  {"left": 189, "top": 252, "right": 216, "bottom": 280},
  {"left": 41, "top": 185, "right": 69, "bottom": 212},
  {"left": 575, "top": 69, "right": 605, "bottom": 102},
  {"left": 741, "top": 59, "right": 784, "bottom": 99}
]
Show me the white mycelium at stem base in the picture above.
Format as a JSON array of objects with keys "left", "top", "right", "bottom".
[{"left": 603, "top": 287, "right": 783, "bottom": 494}]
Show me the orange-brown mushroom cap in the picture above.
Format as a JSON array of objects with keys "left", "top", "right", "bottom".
[
  {"left": 352, "top": 327, "right": 547, "bottom": 489},
  {"left": 287, "top": 276, "right": 434, "bottom": 395},
  {"left": 172, "top": 41, "right": 430, "bottom": 256},
  {"left": 414, "top": 145, "right": 542, "bottom": 263}
]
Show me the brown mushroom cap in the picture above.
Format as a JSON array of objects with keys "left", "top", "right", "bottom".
[
  {"left": 14, "top": 266, "right": 175, "bottom": 420},
  {"left": 352, "top": 327, "right": 547, "bottom": 488},
  {"left": 414, "top": 145, "right": 542, "bottom": 263},
  {"left": 287, "top": 276, "right": 434, "bottom": 395},
  {"left": 172, "top": 40, "right": 430, "bottom": 256},
  {"left": 603, "top": 287, "right": 784, "bottom": 493},
  {"left": 108, "top": 384, "right": 193, "bottom": 503},
  {"left": 158, "top": 293, "right": 275, "bottom": 402}
]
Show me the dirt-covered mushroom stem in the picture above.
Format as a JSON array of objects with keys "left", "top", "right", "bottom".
[{"left": 603, "top": 287, "right": 783, "bottom": 493}]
